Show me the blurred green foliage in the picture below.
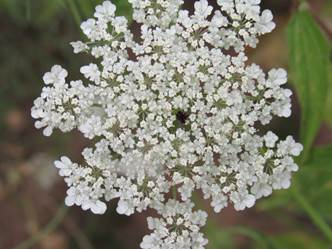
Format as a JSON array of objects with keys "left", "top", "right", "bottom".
[
  {"left": 298, "top": 145, "right": 332, "bottom": 220},
  {"left": 0, "top": 0, "right": 64, "bottom": 26},
  {"left": 0, "top": 0, "right": 131, "bottom": 26}
]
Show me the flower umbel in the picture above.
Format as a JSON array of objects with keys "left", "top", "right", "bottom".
[{"left": 32, "top": 1, "right": 303, "bottom": 248}]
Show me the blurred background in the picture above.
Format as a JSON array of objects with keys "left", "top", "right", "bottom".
[{"left": 0, "top": 0, "right": 331, "bottom": 249}]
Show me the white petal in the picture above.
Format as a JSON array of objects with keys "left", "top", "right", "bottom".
[
  {"left": 116, "top": 200, "right": 128, "bottom": 215},
  {"left": 91, "top": 200, "right": 107, "bottom": 214},
  {"left": 245, "top": 195, "right": 256, "bottom": 208},
  {"left": 61, "top": 156, "right": 72, "bottom": 165},
  {"left": 43, "top": 126, "right": 53, "bottom": 136},
  {"left": 54, "top": 160, "right": 64, "bottom": 169},
  {"left": 59, "top": 168, "right": 72, "bottom": 177},
  {"left": 65, "top": 196, "right": 75, "bottom": 206},
  {"left": 82, "top": 201, "right": 91, "bottom": 211}
]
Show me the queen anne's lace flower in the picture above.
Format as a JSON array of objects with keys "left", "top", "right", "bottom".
[{"left": 32, "top": 1, "right": 303, "bottom": 248}]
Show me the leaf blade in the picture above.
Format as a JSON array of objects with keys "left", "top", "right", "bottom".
[{"left": 287, "top": 9, "right": 330, "bottom": 162}]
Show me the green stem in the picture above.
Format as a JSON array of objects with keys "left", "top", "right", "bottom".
[
  {"left": 172, "top": 186, "right": 177, "bottom": 199},
  {"left": 12, "top": 205, "right": 68, "bottom": 249},
  {"left": 299, "top": 0, "right": 309, "bottom": 10},
  {"left": 25, "top": 0, "right": 31, "bottom": 22},
  {"left": 292, "top": 187, "right": 332, "bottom": 242},
  {"left": 66, "top": 0, "right": 82, "bottom": 27}
]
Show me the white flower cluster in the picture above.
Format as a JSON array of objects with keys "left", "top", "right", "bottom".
[
  {"left": 32, "top": 1, "right": 303, "bottom": 248},
  {"left": 141, "top": 200, "right": 208, "bottom": 249}
]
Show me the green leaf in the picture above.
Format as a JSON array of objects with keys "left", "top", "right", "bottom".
[
  {"left": 324, "top": 61, "right": 332, "bottom": 126},
  {"left": 287, "top": 8, "right": 330, "bottom": 163}
]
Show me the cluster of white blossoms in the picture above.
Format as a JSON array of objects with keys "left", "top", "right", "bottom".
[{"left": 32, "top": 0, "right": 303, "bottom": 248}]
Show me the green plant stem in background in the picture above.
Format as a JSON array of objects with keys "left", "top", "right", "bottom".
[
  {"left": 25, "top": 0, "right": 31, "bottom": 21},
  {"left": 292, "top": 186, "right": 332, "bottom": 242},
  {"left": 66, "top": 0, "right": 82, "bottom": 27},
  {"left": 12, "top": 205, "right": 68, "bottom": 249}
]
